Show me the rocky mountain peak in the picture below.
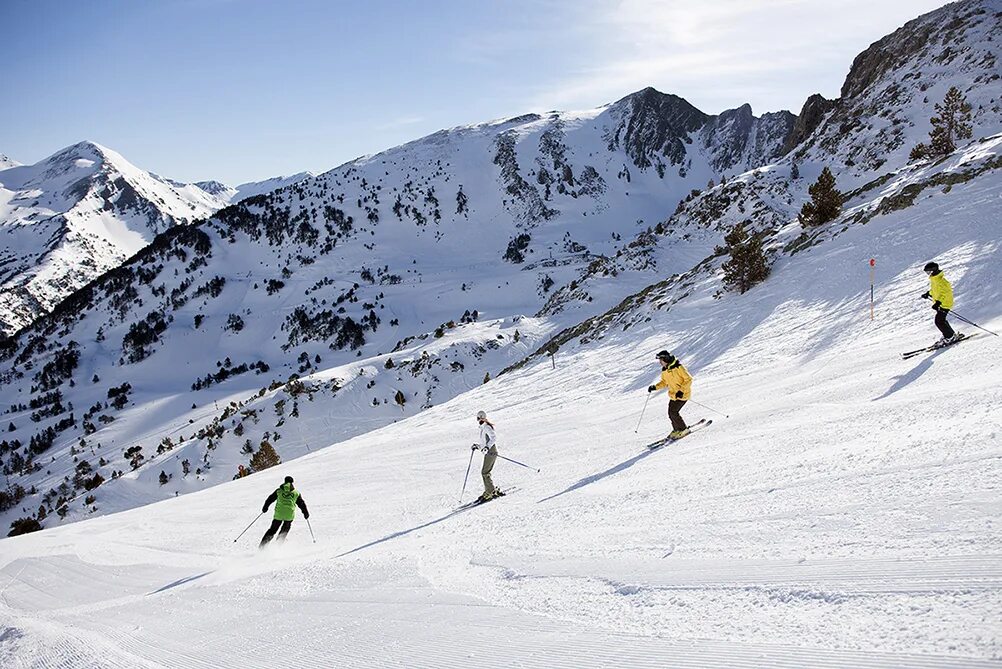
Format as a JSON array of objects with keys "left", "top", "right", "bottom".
[
  {"left": 194, "top": 180, "right": 233, "bottom": 195},
  {"left": 842, "top": 0, "right": 1000, "bottom": 99},
  {"left": 606, "top": 87, "right": 710, "bottom": 174},
  {"left": 0, "top": 153, "right": 20, "bottom": 169}
]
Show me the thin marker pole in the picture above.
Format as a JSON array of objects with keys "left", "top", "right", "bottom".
[{"left": 869, "top": 258, "right": 875, "bottom": 321}]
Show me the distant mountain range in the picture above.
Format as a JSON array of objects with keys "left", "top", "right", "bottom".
[{"left": 0, "top": 144, "right": 311, "bottom": 334}]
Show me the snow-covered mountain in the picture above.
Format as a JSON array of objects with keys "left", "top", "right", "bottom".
[
  {"left": 0, "top": 0, "right": 998, "bottom": 544},
  {"left": 543, "top": 0, "right": 1002, "bottom": 311},
  {"left": 195, "top": 172, "right": 314, "bottom": 204},
  {"left": 0, "top": 145, "right": 311, "bottom": 335},
  {"left": 0, "top": 153, "right": 19, "bottom": 170},
  {"left": 790, "top": 0, "right": 1002, "bottom": 187}
]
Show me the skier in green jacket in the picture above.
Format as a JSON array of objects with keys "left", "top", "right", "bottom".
[{"left": 259, "top": 476, "right": 309, "bottom": 548}]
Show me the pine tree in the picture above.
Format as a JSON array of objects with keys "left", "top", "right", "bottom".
[
  {"left": 394, "top": 390, "right": 406, "bottom": 407},
  {"left": 8, "top": 517, "right": 42, "bottom": 537},
  {"left": 929, "top": 86, "right": 973, "bottom": 155},
  {"left": 720, "top": 221, "right": 770, "bottom": 294},
  {"left": 124, "top": 445, "right": 144, "bottom": 470},
  {"left": 250, "top": 440, "right": 281, "bottom": 471},
  {"left": 159, "top": 470, "right": 168, "bottom": 486},
  {"left": 790, "top": 162, "right": 800, "bottom": 180},
  {"left": 798, "top": 167, "right": 842, "bottom": 227},
  {"left": 911, "top": 86, "right": 973, "bottom": 160}
]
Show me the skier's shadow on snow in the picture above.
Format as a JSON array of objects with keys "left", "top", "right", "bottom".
[
  {"left": 537, "top": 449, "right": 657, "bottom": 504},
  {"left": 148, "top": 571, "right": 213, "bottom": 595},
  {"left": 872, "top": 348, "right": 948, "bottom": 401},
  {"left": 334, "top": 505, "right": 478, "bottom": 558}
]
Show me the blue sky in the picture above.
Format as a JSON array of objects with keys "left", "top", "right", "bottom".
[{"left": 1, "top": 0, "right": 950, "bottom": 184}]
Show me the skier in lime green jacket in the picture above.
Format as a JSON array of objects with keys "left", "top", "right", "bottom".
[
  {"left": 921, "top": 261, "right": 957, "bottom": 345},
  {"left": 260, "top": 476, "right": 309, "bottom": 548}
]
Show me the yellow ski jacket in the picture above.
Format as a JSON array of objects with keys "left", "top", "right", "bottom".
[
  {"left": 655, "top": 362, "right": 692, "bottom": 400},
  {"left": 929, "top": 272, "right": 954, "bottom": 310}
]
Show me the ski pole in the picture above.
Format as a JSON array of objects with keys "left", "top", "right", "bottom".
[
  {"left": 949, "top": 311, "right": 999, "bottom": 337},
  {"left": 459, "top": 449, "right": 475, "bottom": 503},
  {"left": 922, "top": 296, "right": 999, "bottom": 337},
  {"left": 305, "top": 517, "right": 317, "bottom": 543},
  {"left": 687, "top": 399, "right": 729, "bottom": 418},
  {"left": 634, "top": 393, "right": 652, "bottom": 433},
  {"left": 233, "top": 512, "right": 263, "bottom": 543},
  {"left": 497, "top": 453, "right": 540, "bottom": 473}
]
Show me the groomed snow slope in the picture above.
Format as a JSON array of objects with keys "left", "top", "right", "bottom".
[{"left": 2, "top": 140, "right": 1001, "bottom": 669}]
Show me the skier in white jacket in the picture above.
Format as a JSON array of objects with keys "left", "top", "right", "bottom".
[{"left": 472, "top": 410, "right": 503, "bottom": 502}]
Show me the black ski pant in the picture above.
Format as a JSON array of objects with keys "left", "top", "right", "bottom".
[
  {"left": 668, "top": 400, "right": 688, "bottom": 432},
  {"left": 934, "top": 307, "right": 955, "bottom": 339},
  {"left": 260, "top": 519, "right": 292, "bottom": 547}
]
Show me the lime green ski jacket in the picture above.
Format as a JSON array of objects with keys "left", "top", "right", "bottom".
[{"left": 263, "top": 483, "right": 309, "bottom": 521}]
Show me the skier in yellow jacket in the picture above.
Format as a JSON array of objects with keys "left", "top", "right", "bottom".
[
  {"left": 921, "top": 262, "right": 958, "bottom": 345},
  {"left": 647, "top": 350, "right": 693, "bottom": 439}
]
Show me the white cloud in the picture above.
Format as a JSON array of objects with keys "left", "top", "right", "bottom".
[{"left": 523, "top": 0, "right": 952, "bottom": 114}]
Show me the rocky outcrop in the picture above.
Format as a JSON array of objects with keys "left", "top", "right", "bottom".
[
  {"left": 703, "top": 104, "right": 797, "bottom": 172},
  {"left": 782, "top": 94, "right": 837, "bottom": 154}
]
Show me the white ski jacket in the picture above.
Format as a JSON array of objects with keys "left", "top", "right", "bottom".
[{"left": 479, "top": 422, "right": 497, "bottom": 451}]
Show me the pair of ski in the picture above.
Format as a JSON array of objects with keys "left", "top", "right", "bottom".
[
  {"left": 456, "top": 486, "right": 518, "bottom": 511},
  {"left": 645, "top": 418, "right": 712, "bottom": 450},
  {"left": 901, "top": 333, "right": 974, "bottom": 360}
]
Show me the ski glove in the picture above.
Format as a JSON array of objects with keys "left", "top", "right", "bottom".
[
  {"left": 932, "top": 301, "right": 942, "bottom": 310},
  {"left": 471, "top": 443, "right": 479, "bottom": 451},
  {"left": 921, "top": 291, "right": 930, "bottom": 299},
  {"left": 675, "top": 391, "right": 684, "bottom": 399},
  {"left": 303, "top": 511, "right": 310, "bottom": 520},
  {"left": 261, "top": 505, "right": 269, "bottom": 513},
  {"left": 647, "top": 385, "right": 657, "bottom": 393}
]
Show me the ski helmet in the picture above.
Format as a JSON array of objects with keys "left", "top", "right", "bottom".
[
  {"left": 476, "top": 410, "right": 487, "bottom": 421},
  {"left": 284, "top": 475, "right": 294, "bottom": 484},
  {"left": 923, "top": 261, "right": 939, "bottom": 274},
  {"left": 656, "top": 350, "right": 675, "bottom": 364}
]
